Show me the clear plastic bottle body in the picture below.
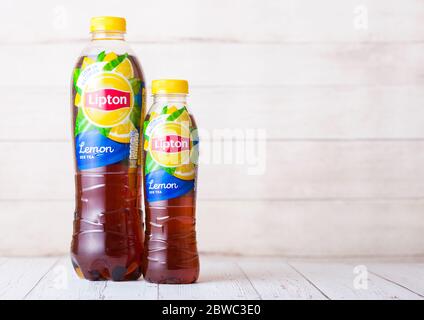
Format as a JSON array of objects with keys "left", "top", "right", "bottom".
[
  {"left": 80, "top": 31, "right": 136, "bottom": 56},
  {"left": 142, "top": 93, "right": 199, "bottom": 284},
  {"left": 70, "top": 30, "right": 145, "bottom": 281}
]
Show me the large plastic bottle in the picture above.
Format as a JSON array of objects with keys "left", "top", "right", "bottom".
[
  {"left": 142, "top": 80, "right": 200, "bottom": 284},
  {"left": 70, "top": 17, "right": 145, "bottom": 281}
]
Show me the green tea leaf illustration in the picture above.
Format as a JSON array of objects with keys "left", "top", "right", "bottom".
[
  {"left": 129, "top": 78, "right": 141, "bottom": 95},
  {"left": 129, "top": 105, "right": 141, "bottom": 128},
  {"left": 145, "top": 152, "right": 161, "bottom": 174},
  {"left": 167, "top": 106, "right": 187, "bottom": 121},
  {"left": 143, "top": 120, "right": 150, "bottom": 140},
  {"left": 103, "top": 53, "right": 128, "bottom": 71},
  {"left": 74, "top": 109, "right": 95, "bottom": 136},
  {"left": 96, "top": 50, "right": 106, "bottom": 62},
  {"left": 163, "top": 167, "right": 177, "bottom": 175},
  {"left": 74, "top": 108, "right": 111, "bottom": 137},
  {"left": 96, "top": 126, "right": 112, "bottom": 137},
  {"left": 73, "top": 68, "right": 81, "bottom": 88}
]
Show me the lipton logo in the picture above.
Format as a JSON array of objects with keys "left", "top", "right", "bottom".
[
  {"left": 151, "top": 135, "right": 190, "bottom": 153},
  {"left": 85, "top": 89, "right": 130, "bottom": 111},
  {"left": 81, "top": 72, "right": 134, "bottom": 128},
  {"left": 149, "top": 122, "right": 191, "bottom": 167}
]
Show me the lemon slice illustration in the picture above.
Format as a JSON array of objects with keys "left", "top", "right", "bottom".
[
  {"left": 81, "top": 56, "right": 95, "bottom": 70},
  {"left": 149, "top": 111, "right": 159, "bottom": 120},
  {"left": 108, "top": 120, "right": 136, "bottom": 143},
  {"left": 166, "top": 105, "right": 178, "bottom": 114},
  {"left": 103, "top": 52, "right": 134, "bottom": 78},
  {"left": 174, "top": 164, "right": 195, "bottom": 180},
  {"left": 74, "top": 92, "right": 82, "bottom": 107},
  {"left": 114, "top": 58, "right": 134, "bottom": 79},
  {"left": 175, "top": 109, "right": 190, "bottom": 124},
  {"left": 103, "top": 52, "right": 118, "bottom": 62}
]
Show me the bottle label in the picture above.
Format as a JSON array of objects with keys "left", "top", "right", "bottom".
[
  {"left": 144, "top": 105, "right": 199, "bottom": 202},
  {"left": 72, "top": 51, "right": 144, "bottom": 170}
]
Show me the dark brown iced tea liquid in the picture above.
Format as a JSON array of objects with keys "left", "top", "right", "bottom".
[{"left": 143, "top": 192, "right": 199, "bottom": 284}]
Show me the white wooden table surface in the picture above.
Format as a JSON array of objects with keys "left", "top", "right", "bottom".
[{"left": 0, "top": 255, "right": 423, "bottom": 300}]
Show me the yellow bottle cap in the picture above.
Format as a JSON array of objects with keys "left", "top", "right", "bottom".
[
  {"left": 90, "top": 16, "right": 126, "bottom": 33},
  {"left": 152, "top": 79, "right": 189, "bottom": 95}
]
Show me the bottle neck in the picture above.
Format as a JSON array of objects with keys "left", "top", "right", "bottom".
[
  {"left": 153, "top": 94, "right": 187, "bottom": 104},
  {"left": 91, "top": 31, "right": 125, "bottom": 41}
]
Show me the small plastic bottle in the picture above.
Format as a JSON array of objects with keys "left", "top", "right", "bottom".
[{"left": 142, "top": 79, "right": 200, "bottom": 284}]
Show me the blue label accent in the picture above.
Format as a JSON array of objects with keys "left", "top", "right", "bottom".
[
  {"left": 146, "top": 170, "right": 194, "bottom": 202},
  {"left": 76, "top": 130, "right": 129, "bottom": 170},
  {"left": 135, "top": 92, "right": 142, "bottom": 107}
]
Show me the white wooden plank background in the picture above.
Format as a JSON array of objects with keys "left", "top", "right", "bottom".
[
  {"left": 0, "top": 256, "right": 422, "bottom": 300},
  {"left": 238, "top": 259, "right": 326, "bottom": 299},
  {"left": 0, "top": 0, "right": 424, "bottom": 257},
  {"left": 367, "top": 263, "right": 424, "bottom": 297},
  {"left": 1, "top": 43, "right": 423, "bottom": 87},
  {"left": 158, "top": 258, "right": 260, "bottom": 300},
  {"left": 290, "top": 262, "right": 422, "bottom": 300},
  {"left": 0, "top": 257, "right": 58, "bottom": 300},
  {"left": 1, "top": 0, "right": 423, "bottom": 43}
]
